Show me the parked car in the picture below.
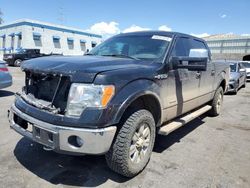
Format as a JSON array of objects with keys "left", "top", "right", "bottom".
[
  {"left": 227, "top": 61, "right": 247, "bottom": 94},
  {"left": 240, "top": 61, "right": 250, "bottom": 81},
  {"left": 0, "top": 60, "right": 12, "bottom": 89},
  {"left": 3, "top": 48, "right": 60, "bottom": 67},
  {"left": 8, "top": 31, "right": 229, "bottom": 177}
]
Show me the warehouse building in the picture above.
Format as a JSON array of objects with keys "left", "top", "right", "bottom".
[
  {"left": 0, "top": 19, "right": 102, "bottom": 60},
  {"left": 203, "top": 34, "right": 250, "bottom": 61}
]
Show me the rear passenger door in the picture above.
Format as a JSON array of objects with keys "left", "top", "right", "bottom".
[{"left": 190, "top": 39, "right": 215, "bottom": 105}]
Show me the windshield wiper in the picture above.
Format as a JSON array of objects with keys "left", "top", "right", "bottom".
[{"left": 102, "top": 54, "right": 139, "bottom": 60}]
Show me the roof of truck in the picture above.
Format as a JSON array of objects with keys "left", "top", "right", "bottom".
[{"left": 117, "top": 31, "right": 204, "bottom": 40}]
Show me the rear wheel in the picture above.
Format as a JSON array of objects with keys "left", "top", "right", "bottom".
[
  {"left": 209, "top": 86, "right": 223, "bottom": 116},
  {"left": 14, "top": 59, "right": 22, "bottom": 67},
  {"left": 105, "top": 109, "right": 155, "bottom": 177}
]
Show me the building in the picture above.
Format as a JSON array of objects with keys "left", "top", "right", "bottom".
[
  {"left": 0, "top": 19, "right": 102, "bottom": 60},
  {"left": 203, "top": 34, "right": 250, "bottom": 61}
]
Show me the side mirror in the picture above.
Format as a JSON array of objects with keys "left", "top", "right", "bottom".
[
  {"left": 170, "top": 49, "right": 208, "bottom": 71},
  {"left": 171, "top": 56, "right": 208, "bottom": 71}
]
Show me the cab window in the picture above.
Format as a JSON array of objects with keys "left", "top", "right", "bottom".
[{"left": 171, "top": 37, "right": 209, "bottom": 59}]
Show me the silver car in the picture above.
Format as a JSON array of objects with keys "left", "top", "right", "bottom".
[
  {"left": 227, "top": 61, "right": 247, "bottom": 94},
  {"left": 0, "top": 60, "right": 12, "bottom": 89}
]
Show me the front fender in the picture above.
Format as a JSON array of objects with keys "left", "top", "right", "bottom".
[{"left": 110, "top": 79, "right": 162, "bottom": 125}]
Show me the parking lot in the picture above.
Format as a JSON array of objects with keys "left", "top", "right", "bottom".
[{"left": 0, "top": 67, "right": 250, "bottom": 188}]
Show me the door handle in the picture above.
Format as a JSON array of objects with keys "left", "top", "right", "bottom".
[{"left": 196, "top": 72, "right": 201, "bottom": 79}]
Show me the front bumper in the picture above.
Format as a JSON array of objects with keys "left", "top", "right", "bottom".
[
  {"left": 8, "top": 104, "right": 117, "bottom": 155},
  {"left": 3, "top": 58, "right": 13, "bottom": 64}
]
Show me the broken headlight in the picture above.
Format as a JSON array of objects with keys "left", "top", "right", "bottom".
[{"left": 66, "top": 83, "right": 115, "bottom": 117}]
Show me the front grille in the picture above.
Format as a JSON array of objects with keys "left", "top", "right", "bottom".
[{"left": 24, "top": 71, "right": 71, "bottom": 114}]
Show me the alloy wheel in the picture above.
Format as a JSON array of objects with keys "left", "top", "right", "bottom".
[{"left": 129, "top": 123, "right": 151, "bottom": 164}]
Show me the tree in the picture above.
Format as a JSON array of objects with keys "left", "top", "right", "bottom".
[{"left": 0, "top": 9, "right": 3, "bottom": 24}]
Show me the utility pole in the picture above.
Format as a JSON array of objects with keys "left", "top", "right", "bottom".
[
  {"left": 0, "top": 9, "right": 3, "bottom": 24},
  {"left": 57, "top": 6, "right": 64, "bottom": 25},
  {"left": 57, "top": 0, "right": 65, "bottom": 25}
]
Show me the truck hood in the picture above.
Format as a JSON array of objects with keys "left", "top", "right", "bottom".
[{"left": 21, "top": 55, "right": 151, "bottom": 82}]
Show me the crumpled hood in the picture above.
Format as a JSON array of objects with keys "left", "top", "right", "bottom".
[
  {"left": 230, "top": 72, "right": 240, "bottom": 80},
  {"left": 21, "top": 55, "right": 150, "bottom": 82}
]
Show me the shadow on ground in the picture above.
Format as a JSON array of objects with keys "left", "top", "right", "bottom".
[
  {"left": 0, "top": 90, "right": 14, "bottom": 97},
  {"left": 154, "top": 115, "right": 206, "bottom": 153},
  {"left": 14, "top": 115, "right": 206, "bottom": 186},
  {"left": 14, "top": 138, "right": 129, "bottom": 187}
]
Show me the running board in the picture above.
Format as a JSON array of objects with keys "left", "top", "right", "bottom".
[{"left": 158, "top": 105, "right": 212, "bottom": 135}]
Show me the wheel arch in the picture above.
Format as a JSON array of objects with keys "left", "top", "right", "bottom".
[{"left": 113, "top": 89, "right": 162, "bottom": 127}]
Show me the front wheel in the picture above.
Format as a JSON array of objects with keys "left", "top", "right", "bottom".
[
  {"left": 232, "top": 81, "right": 239, "bottom": 95},
  {"left": 105, "top": 109, "right": 155, "bottom": 177},
  {"left": 14, "top": 59, "right": 22, "bottom": 67}
]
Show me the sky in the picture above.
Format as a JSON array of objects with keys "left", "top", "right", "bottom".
[{"left": 0, "top": 0, "right": 249, "bottom": 38}]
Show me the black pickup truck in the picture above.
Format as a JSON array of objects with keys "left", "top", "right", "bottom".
[
  {"left": 3, "top": 48, "right": 57, "bottom": 67},
  {"left": 8, "top": 31, "right": 229, "bottom": 177}
]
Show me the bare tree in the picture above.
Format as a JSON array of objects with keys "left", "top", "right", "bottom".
[{"left": 0, "top": 9, "right": 3, "bottom": 24}]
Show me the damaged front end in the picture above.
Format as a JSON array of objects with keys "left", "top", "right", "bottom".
[
  {"left": 19, "top": 71, "right": 71, "bottom": 115},
  {"left": 9, "top": 70, "right": 117, "bottom": 155}
]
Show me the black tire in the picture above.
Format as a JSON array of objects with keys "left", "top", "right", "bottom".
[
  {"left": 105, "top": 109, "right": 155, "bottom": 177},
  {"left": 14, "top": 59, "right": 22, "bottom": 67},
  {"left": 209, "top": 86, "right": 224, "bottom": 116},
  {"left": 232, "top": 88, "right": 238, "bottom": 95}
]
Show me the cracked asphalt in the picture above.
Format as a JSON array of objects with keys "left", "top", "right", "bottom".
[{"left": 0, "top": 67, "right": 250, "bottom": 188}]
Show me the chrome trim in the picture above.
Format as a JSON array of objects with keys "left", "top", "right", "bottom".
[{"left": 9, "top": 104, "right": 117, "bottom": 155}]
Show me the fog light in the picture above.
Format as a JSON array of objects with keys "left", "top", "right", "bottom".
[
  {"left": 76, "top": 136, "right": 84, "bottom": 147},
  {"left": 68, "top": 135, "right": 84, "bottom": 148}
]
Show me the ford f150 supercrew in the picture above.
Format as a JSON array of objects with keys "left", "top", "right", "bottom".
[{"left": 8, "top": 31, "right": 229, "bottom": 177}]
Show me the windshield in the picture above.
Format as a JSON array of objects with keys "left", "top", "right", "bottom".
[
  {"left": 242, "top": 62, "right": 250, "bottom": 68},
  {"left": 16, "top": 49, "right": 26, "bottom": 54},
  {"left": 88, "top": 35, "right": 172, "bottom": 62},
  {"left": 230, "top": 63, "right": 237, "bottom": 72}
]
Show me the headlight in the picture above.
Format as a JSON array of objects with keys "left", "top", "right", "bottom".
[{"left": 66, "top": 83, "right": 115, "bottom": 117}]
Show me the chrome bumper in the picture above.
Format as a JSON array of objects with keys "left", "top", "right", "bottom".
[{"left": 8, "top": 104, "right": 117, "bottom": 155}]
